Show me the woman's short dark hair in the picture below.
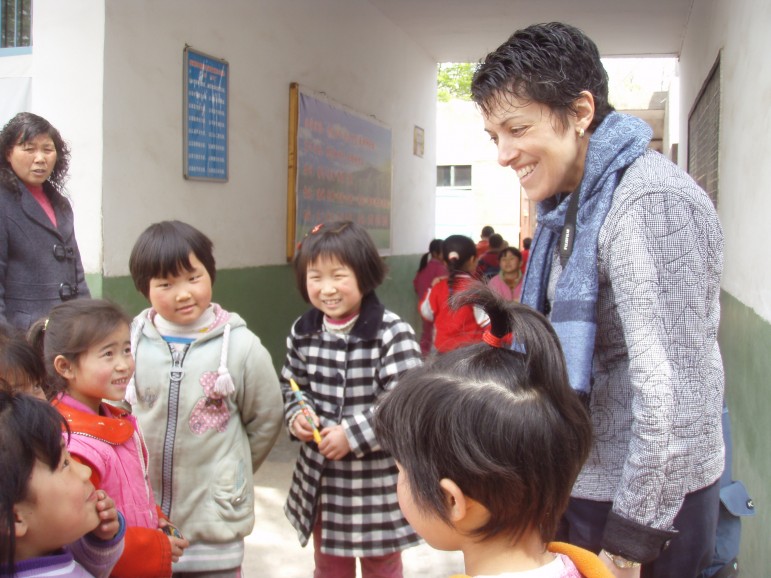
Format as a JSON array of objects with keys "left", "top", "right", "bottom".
[
  {"left": 374, "top": 286, "right": 592, "bottom": 544},
  {"left": 0, "top": 391, "right": 70, "bottom": 573},
  {"left": 0, "top": 112, "right": 71, "bottom": 200},
  {"left": 471, "top": 22, "right": 614, "bottom": 132},
  {"left": 293, "top": 221, "right": 386, "bottom": 302},
  {"left": 27, "top": 300, "right": 132, "bottom": 395},
  {"left": 129, "top": 220, "right": 217, "bottom": 298}
]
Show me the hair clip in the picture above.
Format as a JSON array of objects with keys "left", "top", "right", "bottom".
[
  {"left": 482, "top": 330, "right": 513, "bottom": 349},
  {"left": 310, "top": 223, "right": 324, "bottom": 234}
]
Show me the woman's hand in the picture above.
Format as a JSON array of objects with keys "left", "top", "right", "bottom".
[{"left": 318, "top": 425, "right": 351, "bottom": 460}]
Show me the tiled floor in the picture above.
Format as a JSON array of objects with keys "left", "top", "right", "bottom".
[{"left": 243, "top": 434, "right": 465, "bottom": 578}]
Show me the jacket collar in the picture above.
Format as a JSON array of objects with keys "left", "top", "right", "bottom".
[
  {"left": 53, "top": 393, "right": 135, "bottom": 445},
  {"left": 295, "top": 292, "right": 385, "bottom": 340}
]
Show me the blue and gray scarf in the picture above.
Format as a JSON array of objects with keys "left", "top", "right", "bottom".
[{"left": 520, "top": 112, "right": 652, "bottom": 395}]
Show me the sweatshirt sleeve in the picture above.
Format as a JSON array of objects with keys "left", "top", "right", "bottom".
[
  {"left": 238, "top": 329, "right": 283, "bottom": 473},
  {"left": 70, "top": 512, "right": 126, "bottom": 578}
]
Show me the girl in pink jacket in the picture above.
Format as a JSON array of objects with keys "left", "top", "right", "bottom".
[{"left": 29, "top": 299, "right": 189, "bottom": 577}]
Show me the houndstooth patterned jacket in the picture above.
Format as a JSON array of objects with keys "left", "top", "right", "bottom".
[
  {"left": 280, "top": 292, "right": 422, "bottom": 556},
  {"left": 548, "top": 150, "right": 725, "bottom": 559}
]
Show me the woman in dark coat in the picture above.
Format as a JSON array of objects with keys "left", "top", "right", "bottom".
[{"left": 0, "top": 112, "right": 90, "bottom": 330}]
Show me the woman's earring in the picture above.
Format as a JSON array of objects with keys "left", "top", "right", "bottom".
[{"left": 577, "top": 127, "right": 585, "bottom": 138}]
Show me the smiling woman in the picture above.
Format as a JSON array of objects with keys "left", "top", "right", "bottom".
[
  {"left": 0, "top": 112, "right": 90, "bottom": 331},
  {"left": 472, "top": 22, "right": 725, "bottom": 578}
]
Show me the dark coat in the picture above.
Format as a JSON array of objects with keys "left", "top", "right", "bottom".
[{"left": 0, "top": 177, "right": 90, "bottom": 330}]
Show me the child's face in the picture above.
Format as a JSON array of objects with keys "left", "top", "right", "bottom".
[
  {"left": 13, "top": 443, "right": 100, "bottom": 560},
  {"left": 61, "top": 323, "right": 134, "bottom": 412},
  {"left": 148, "top": 252, "right": 213, "bottom": 325},
  {"left": 306, "top": 256, "right": 363, "bottom": 320},
  {"left": 0, "top": 370, "right": 46, "bottom": 401},
  {"left": 499, "top": 253, "right": 521, "bottom": 274}
]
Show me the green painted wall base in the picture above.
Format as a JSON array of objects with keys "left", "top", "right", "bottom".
[
  {"left": 718, "top": 290, "right": 769, "bottom": 575},
  {"left": 94, "top": 254, "right": 421, "bottom": 373}
]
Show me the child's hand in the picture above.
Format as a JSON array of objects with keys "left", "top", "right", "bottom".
[
  {"left": 157, "top": 518, "right": 190, "bottom": 562},
  {"left": 319, "top": 425, "right": 351, "bottom": 460},
  {"left": 291, "top": 410, "right": 320, "bottom": 443},
  {"left": 90, "top": 490, "right": 121, "bottom": 540},
  {"left": 167, "top": 534, "right": 190, "bottom": 563}
]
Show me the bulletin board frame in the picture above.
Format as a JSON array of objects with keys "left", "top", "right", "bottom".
[
  {"left": 183, "top": 46, "right": 229, "bottom": 182},
  {"left": 286, "top": 83, "right": 392, "bottom": 260}
]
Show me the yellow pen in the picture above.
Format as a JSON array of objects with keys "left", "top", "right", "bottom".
[{"left": 289, "top": 378, "right": 323, "bottom": 444}]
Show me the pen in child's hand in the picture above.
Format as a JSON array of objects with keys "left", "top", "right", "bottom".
[{"left": 289, "top": 378, "right": 323, "bottom": 444}]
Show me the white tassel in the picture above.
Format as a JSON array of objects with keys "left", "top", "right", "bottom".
[
  {"left": 213, "top": 324, "right": 235, "bottom": 397},
  {"left": 124, "top": 317, "right": 145, "bottom": 405},
  {"left": 125, "top": 380, "right": 138, "bottom": 405}
]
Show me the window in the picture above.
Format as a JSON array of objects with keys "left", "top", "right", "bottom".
[
  {"left": 1, "top": 0, "right": 31, "bottom": 49},
  {"left": 437, "top": 165, "right": 472, "bottom": 188},
  {"left": 688, "top": 56, "right": 720, "bottom": 208}
]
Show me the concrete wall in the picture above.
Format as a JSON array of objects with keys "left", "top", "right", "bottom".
[
  {"left": 679, "top": 1, "right": 771, "bottom": 573},
  {"left": 23, "top": 0, "right": 437, "bottom": 366},
  {"left": 97, "top": 0, "right": 436, "bottom": 274}
]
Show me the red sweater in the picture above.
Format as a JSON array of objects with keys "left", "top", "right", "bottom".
[{"left": 421, "top": 274, "right": 486, "bottom": 353}]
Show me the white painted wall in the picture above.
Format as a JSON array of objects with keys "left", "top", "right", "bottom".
[
  {"left": 679, "top": 0, "right": 771, "bottom": 322},
  {"left": 32, "top": 0, "right": 105, "bottom": 274},
  {"left": 95, "top": 0, "right": 437, "bottom": 275},
  {"left": 436, "top": 100, "right": 520, "bottom": 246}
]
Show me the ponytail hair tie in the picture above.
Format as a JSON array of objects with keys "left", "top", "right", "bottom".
[
  {"left": 447, "top": 251, "right": 460, "bottom": 261},
  {"left": 482, "top": 329, "right": 513, "bottom": 349}
]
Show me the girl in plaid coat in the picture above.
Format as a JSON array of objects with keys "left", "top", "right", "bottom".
[{"left": 280, "top": 221, "right": 422, "bottom": 578}]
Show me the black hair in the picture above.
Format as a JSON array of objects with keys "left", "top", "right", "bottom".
[
  {"left": 488, "top": 233, "right": 505, "bottom": 250},
  {"left": 0, "top": 112, "right": 71, "bottom": 206},
  {"left": 27, "top": 300, "right": 132, "bottom": 396},
  {"left": 417, "top": 239, "right": 444, "bottom": 273},
  {"left": 129, "top": 220, "right": 217, "bottom": 298},
  {"left": 522, "top": 237, "right": 532, "bottom": 250},
  {"left": 0, "top": 391, "right": 70, "bottom": 573},
  {"left": 0, "top": 325, "right": 47, "bottom": 400},
  {"left": 471, "top": 22, "right": 614, "bottom": 132},
  {"left": 480, "top": 226, "right": 494, "bottom": 238},
  {"left": 442, "top": 235, "right": 477, "bottom": 293},
  {"left": 374, "top": 286, "right": 592, "bottom": 544},
  {"left": 293, "top": 221, "right": 386, "bottom": 302},
  {"left": 499, "top": 246, "right": 522, "bottom": 262}
]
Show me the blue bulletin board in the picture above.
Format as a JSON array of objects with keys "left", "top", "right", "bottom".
[
  {"left": 183, "top": 46, "right": 228, "bottom": 181},
  {"left": 286, "top": 83, "right": 392, "bottom": 260}
]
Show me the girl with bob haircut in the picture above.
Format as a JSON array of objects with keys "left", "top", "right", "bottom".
[
  {"left": 127, "top": 220, "right": 282, "bottom": 576},
  {"left": 0, "top": 391, "right": 124, "bottom": 577},
  {"left": 281, "top": 221, "right": 422, "bottom": 578},
  {"left": 375, "top": 287, "right": 611, "bottom": 578}
]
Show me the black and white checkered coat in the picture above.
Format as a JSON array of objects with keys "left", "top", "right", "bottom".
[{"left": 280, "top": 292, "right": 422, "bottom": 556}]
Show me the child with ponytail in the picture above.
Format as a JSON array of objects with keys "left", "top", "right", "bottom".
[
  {"left": 375, "top": 287, "right": 610, "bottom": 578},
  {"left": 419, "top": 235, "right": 488, "bottom": 353},
  {"left": 28, "top": 299, "right": 188, "bottom": 577}
]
